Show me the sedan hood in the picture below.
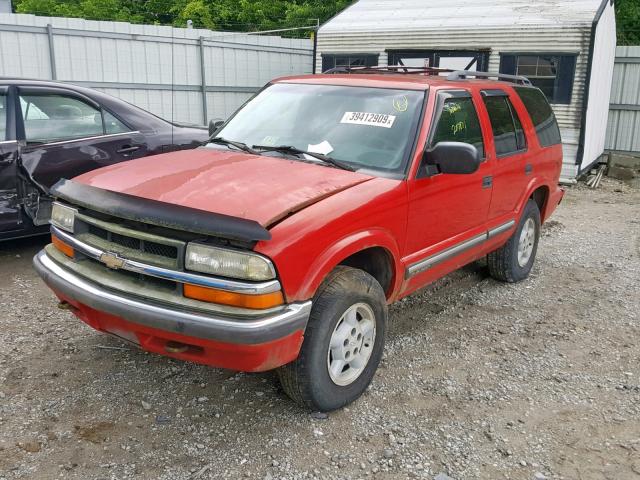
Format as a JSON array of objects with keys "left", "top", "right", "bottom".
[{"left": 73, "top": 148, "right": 373, "bottom": 228}]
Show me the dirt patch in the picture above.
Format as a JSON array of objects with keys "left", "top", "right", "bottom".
[{"left": 74, "top": 422, "right": 115, "bottom": 444}]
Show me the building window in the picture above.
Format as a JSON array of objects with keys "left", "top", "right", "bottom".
[
  {"left": 322, "top": 54, "right": 379, "bottom": 72},
  {"left": 499, "top": 54, "right": 577, "bottom": 105}
]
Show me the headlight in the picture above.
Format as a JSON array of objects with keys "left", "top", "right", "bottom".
[
  {"left": 50, "top": 202, "right": 77, "bottom": 233},
  {"left": 185, "top": 243, "right": 276, "bottom": 281}
]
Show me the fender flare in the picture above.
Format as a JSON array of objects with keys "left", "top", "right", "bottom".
[
  {"left": 517, "top": 177, "right": 551, "bottom": 221},
  {"left": 296, "top": 228, "right": 403, "bottom": 302}
]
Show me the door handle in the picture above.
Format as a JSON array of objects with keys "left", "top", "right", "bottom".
[
  {"left": 482, "top": 176, "right": 493, "bottom": 189},
  {"left": 525, "top": 163, "right": 533, "bottom": 175},
  {"left": 116, "top": 145, "right": 140, "bottom": 154}
]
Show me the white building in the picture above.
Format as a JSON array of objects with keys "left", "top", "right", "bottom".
[{"left": 317, "top": 0, "right": 617, "bottom": 181}]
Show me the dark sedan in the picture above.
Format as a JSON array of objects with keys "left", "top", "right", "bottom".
[{"left": 0, "top": 79, "right": 210, "bottom": 240}]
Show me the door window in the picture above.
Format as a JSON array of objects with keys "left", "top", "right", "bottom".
[
  {"left": 482, "top": 96, "right": 526, "bottom": 156},
  {"left": 0, "top": 94, "right": 6, "bottom": 141},
  {"left": 431, "top": 97, "right": 485, "bottom": 158},
  {"left": 19, "top": 94, "right": 103, "bottom": 143}
]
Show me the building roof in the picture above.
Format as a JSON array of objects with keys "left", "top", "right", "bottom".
[{"left": 319, "top": 0, "right": 607, "bottom": 33}]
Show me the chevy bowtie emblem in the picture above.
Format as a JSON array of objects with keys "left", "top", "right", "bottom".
[{"left": 100, "top": 252, "right": 125, "bottom": 270}]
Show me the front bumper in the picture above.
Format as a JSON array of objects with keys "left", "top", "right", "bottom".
[{"left": 33, "top": 250, "right": 312, "bottom": 371}]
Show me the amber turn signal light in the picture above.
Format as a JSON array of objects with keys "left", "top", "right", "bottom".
[
  {"left": 183, "top": 284, "right": 284, "bottom": 310},
  {"left": 51, "top": 234, "right": 74, "bottom": 258}
]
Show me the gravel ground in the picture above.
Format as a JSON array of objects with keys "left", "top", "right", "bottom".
[{"left": 0, "top": 178, "right": 639, "bottom": 480}]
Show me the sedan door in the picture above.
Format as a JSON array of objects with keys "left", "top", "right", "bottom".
[
  {"left": 17, "top": 86, "right": 148, "bottom": 193},
  {"left": 0, "top": 85, "right": 22, "bottom": 233}
]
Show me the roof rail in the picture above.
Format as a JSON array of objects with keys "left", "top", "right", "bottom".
[
  {"left": 446, "top": 70, "right": 532, "bottom": 86},
  {"left": 324, "top": 65, "right": 455, "bottom": 75}
]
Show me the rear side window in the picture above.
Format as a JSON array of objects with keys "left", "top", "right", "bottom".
[
  {"left": 431, "top": 97, "right": 485, "bottom": 158},
  {"left": 482, "top": 95, "right": 526, "bottom": 156},
  {"left": 0, "top": 93, "right": 6, "bottom": 141},
  {"left": 103, "top": 111, "right": 130, "bottom": 134},
  {"left": 514, "top": 87, "right": 562, "bottom": 147}
]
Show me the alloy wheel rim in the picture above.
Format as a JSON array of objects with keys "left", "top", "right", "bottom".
[
  {"left": 327, "top": 302, "right": 376, "bottom": 386},
  {"left": 517, "top": 217, "right": 536, "bottom": 267}
]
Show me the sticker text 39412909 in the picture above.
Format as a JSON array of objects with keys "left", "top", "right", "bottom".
[{"left": 340, "top": 112, "right": 396, "bottom": 128}]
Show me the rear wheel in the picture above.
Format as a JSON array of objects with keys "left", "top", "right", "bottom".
[
  {"left": 277, "top": 266, "right": 387, "bottom": 411},
  {"left": 488, "top": 199, "right": 541, "bottom": 283}
]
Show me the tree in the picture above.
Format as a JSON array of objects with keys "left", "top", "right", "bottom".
[
  {"left": 616, "top": 0, "right": 640, "bottom": 45},
  {"left": 16, "top": 0, "right": 636, "bottom": 44},
  {"left": 15, "top": 0, "right": 353, "bottom": 32}
]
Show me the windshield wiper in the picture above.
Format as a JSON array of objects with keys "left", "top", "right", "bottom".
[
  {"left": 252, "top": 145, "right": 355, "bottom": 172},
  {"left": 207, "top": 137, "right": 258, "bottom": 155}
]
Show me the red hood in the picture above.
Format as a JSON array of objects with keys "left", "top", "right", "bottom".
[{"left": 73, "top": 148, "right": 372, "bottom": 227}]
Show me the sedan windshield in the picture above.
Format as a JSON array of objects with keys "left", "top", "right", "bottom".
[{"left": 212, "top": 83, "right": 425, "bottom": 175}]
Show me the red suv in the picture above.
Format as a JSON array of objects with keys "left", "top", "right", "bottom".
[{"left": 34, "top": 68, "right": 564, "bottom": 411}]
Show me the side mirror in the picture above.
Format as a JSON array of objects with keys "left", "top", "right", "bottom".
[
  {"left": 208, "top": 118, "right": 225, "bottom": 136},
  {"left": 423, "top": 142, "right": 480, "bottom": 175}
]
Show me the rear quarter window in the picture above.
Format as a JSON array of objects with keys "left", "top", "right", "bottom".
[{"left": 514, "top": 87, "right": 562, "bottom": 147}]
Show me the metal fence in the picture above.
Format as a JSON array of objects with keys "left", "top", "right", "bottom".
[
  {"left": 0, "top": 13, "right": 313, "bottom": 125},
  {"left": 606, "top": 46, "right": 640, "bottom": 154}
]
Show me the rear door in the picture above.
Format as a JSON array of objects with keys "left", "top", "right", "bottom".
[
  {"left": 0, "top": 85, "right": 22, "bottom": 232},
  {"left": 16, "top": 86, "right": 148, "bottom": 224},
  {"left": 479, "top": 89, "right": 531, "bottom": 222}
]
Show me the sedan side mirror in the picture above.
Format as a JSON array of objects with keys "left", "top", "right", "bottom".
[
  {"left": 208, "top": 118, "right": 225, "bottom": 136},
  {"left": 423, "top": 142, "right": 480, "bottom": 175}
]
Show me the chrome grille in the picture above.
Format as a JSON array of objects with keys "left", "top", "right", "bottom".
[{"left": 86, "top": 222, "right": 179, "bottom": 260}]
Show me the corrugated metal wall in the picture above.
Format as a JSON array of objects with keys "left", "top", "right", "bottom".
[
  {"left": 0, "top": 13, "right": 313, "bottom": 125},
  {"left": 316, "top": 26, "right": 592, "bottom": 180},
  {"left": 606, "top": 46, "right": 640, "bottom": 153}
]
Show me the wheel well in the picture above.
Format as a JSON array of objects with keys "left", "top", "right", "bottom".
[
  {"left": 530, "top": 186, "right": 549, "bottom": 221},
  {"left": 339, "top": 247, "right": 394, "bottom": 297}
]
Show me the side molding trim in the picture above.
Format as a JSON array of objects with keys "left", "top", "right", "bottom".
[{"left": 405, "top": 220, "right": 515, "bottom": 279}]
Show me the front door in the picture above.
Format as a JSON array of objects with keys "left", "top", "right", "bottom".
[
  {"left": 403, "top": 89, "right": 493, "bottom": 292},
  {"left": 0, "top": 86, "right": 22, "bottom": 232},
  {"left": 16, "top": 87, "right": 147, "bottom": 224}
]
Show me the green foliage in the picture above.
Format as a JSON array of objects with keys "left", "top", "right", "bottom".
[
  {"left": 13, "top": 0, "right": 640, "bottom": 44},
  {"left": 14, "top": 0, "right": 353, "bottom": 34},
  {"left": 616, "top": 0, "right": 640, "bottom": 45}
]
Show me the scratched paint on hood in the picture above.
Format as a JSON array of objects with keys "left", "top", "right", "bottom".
[{"left": 72, "top": 148, "right": 373, "bottom": 228}]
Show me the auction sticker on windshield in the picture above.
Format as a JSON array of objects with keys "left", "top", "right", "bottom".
[{"left": 340, "top": 112, "right": 396, "bottom": 128}]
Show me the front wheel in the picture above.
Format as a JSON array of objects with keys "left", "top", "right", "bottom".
[
  {"left": 277, "top": 266, "right": 387, "bottom": 411},
  {"left": 487, "top": 199, "right": 541, "bottom": 283}
]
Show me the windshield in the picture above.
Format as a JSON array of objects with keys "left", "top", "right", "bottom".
[{"left": 212, "top": 83, "right": 425, "bottom": 175}]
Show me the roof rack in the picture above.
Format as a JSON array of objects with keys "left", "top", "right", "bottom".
[
  {"left": 446, "top": 70, "right": 532, "bottom": 86},
  {"left": 323, "top": 65, "right": 455, "bottom": 75}
]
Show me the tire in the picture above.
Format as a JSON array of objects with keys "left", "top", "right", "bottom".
[
  {"left": 277, "top": 266, "right": 387, "bottom": 411},
  {"left": 487, "top": 199, "right": 541, "bottom": 283}
]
